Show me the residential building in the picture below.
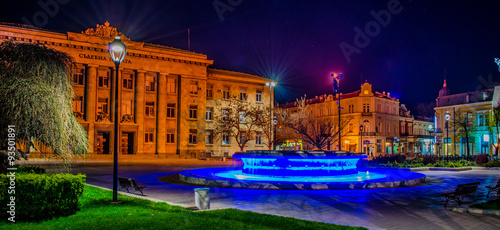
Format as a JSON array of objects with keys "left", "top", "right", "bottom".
[
  {"left": 435, "top": 80, "right": 500, "bottom": 157},
  {"left": 281, "top": 82, "right": 433, "bottom": 157}
]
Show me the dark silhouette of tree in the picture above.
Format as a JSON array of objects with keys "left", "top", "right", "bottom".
[
  {"left": 213, "top": 95, "right": 266, "bottom": 151},
  {"left": 452, "top": 110, "right": 475, "bottom": 158},
  {"left": 276, "top": 96, "right": 352, "bottom": 150}
]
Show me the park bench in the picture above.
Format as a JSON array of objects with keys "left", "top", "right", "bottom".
[
  {"left": 486, "top": 179, "right": 500, "bottom": 198},
  {"left": 442, "top": 182, "right": 480, "bottom": 207},
  {"left": 118, "top": 177, "right": 147, "bottom": 195}
]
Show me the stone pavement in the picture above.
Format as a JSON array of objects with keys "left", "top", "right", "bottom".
[{"left": 30, "top": 159, "right": 500, "bottom": 229}]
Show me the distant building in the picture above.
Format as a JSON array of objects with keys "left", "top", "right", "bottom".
[
  {"left": 435, "top": 79, "right": 500, "bottom": 156},
  {"left": 0, "top": 22, "right": 273, "bottom": 158},
  {"left": 281, "top": 82, "right": 433, "bottom": 157}
]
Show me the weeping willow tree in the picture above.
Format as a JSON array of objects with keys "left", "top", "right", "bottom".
[{"left": 0, "top": 41, "right": 89, "bottom": 166}]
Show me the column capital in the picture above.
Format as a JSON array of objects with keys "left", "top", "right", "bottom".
[
  {"left": 136, "top": 70, "right": 147, "bottom": 73},
  {"left": 87, "top": 64, "right": 100, "bottom": 68}
]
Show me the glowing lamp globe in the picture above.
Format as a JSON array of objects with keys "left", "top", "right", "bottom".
[{"left": 108, "top": 36, "right": 126, "bottom": 65}]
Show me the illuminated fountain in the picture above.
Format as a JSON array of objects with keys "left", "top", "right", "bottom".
[{"left": 179, "top": 151, "right": 426, "bottom": 190}]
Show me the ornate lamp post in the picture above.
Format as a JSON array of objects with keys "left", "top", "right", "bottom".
[
  {"left": 359, "top": 125, "right": 364, "bottom": 154},
  {"left": 273, "top": 117, "right": 278, "bottom": 150},
  {"left": 444, "top": 112, "right": 451, "bottom": 161},
  {"left": 427, "top": 124, "right": 435, "bottom": 155},
  {"left": 265, "top": 81, "right": 277, "bottom": 150},
  {"left": 108, "top": 36, "right": 126, "bottom": 203},
  {"left": 331, "top": 73, "right": 343, "bottom": 151}
]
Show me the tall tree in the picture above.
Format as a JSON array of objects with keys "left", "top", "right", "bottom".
[
  {"left": 276, "top": 96, "right": 352, "bottom": 150},
  {"left": 0, "top": 41, "right": 89, "bottom": 165},
  {"left": 213, "top": 95, "right": 266, "bottom": 151},
  {"left": 452, "top": 109, "right": 475, "bottom": 158}
]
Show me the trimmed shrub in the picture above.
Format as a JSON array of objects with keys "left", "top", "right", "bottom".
[
  {"left": 422, "top": 155, "right": 437, "bottom": 165},
  {"left": 18, "top": 165, "right": 45, "bottom": 174},
  {"left": 484, "top": 160, "right": 500, "bottom": 167},
  {"left": 0, "top": 173, "right": 86, "bottom": 222},
  {"left": 475, "top": 154, "right": 489, "bottom": 165}
]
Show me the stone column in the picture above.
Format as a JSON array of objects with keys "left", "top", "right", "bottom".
[
  {"left": 135, "top": 71, "right": 146, "bottom": 154},
  {"left": 156, "top": 73, "right": 167, "bottom": 155},
  {"left": 85, "top": 65, "right": 98, "bottom": 153}
]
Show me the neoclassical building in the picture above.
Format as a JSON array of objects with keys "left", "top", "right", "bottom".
[
  {"left": 0, "top": 22, "right": 272, "bottom": 158},
  {"left": 281, "top": 82, "right": 433, "bottom": 157}
]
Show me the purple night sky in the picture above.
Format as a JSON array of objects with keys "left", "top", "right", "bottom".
[{"left": 2, "top": 0, "right": 500, "bottom": 112}]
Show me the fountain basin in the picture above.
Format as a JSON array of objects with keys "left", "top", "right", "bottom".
[
  {"left": 178, "top": 151, "right": 427, "bottom": 190},
  {"left": 234, "top": 151, "right": 366, "bottom": 176}
]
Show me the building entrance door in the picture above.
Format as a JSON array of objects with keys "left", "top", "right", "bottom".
[
  {"left": 121, "top": 132, "right": 134, "bottom": 155},
  {"left": 96, "top": 131, "right": 110, "bottom": 154}
]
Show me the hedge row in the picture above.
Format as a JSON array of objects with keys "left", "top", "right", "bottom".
[{"left": 0, "top": 173, "right": 86, "bottom": 222}]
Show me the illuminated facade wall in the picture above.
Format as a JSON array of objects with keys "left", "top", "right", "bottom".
[
  {"left": 283, "top": 82, "right": 433, "bottom": 157},
  {"left": 0, "top": 22, "right": 271, "bottom": 158},
  {"left": 435, "top": 85, "right": 500, "bottom": 156}
]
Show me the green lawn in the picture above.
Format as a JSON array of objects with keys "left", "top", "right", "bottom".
[{"left": 0, "top": 185, "right": 364, "bottom": 230}]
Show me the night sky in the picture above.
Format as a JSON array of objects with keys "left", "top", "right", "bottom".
[{"left": 2, "top": 0, "right": 500, "bottom": 113}]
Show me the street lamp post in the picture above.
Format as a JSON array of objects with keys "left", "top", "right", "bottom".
[
  {"left": 444, "top": 112, "right": 451, "bottom": 161},
  {"left": 273, "top": 117, "right": 278, "bottom": 150},
  {"left": 108, "top": 36, "right": 126, "bottom": 203},
  {"left": 359, "top": 125, "right": 364, "bottom": 154},
  {"left": 427, "top": 124, "right": 435, "bottom": 156},
  {"left": 265, "top": 81, "right": 277, "bottom": 150},
  {"left": 331, "top": 73, "right": 343, "bottom": 151}
]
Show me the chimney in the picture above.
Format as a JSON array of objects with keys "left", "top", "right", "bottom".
[
  {"left": 387, "top": 92, "right": 390, "bottom": 97},
  {"left": 383, "top": 91, "right": 386, "bottom": 96}
]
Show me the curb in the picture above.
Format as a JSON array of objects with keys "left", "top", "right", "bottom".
[{"left": 452, "top": 207, "right": 500, "bottom": 216}]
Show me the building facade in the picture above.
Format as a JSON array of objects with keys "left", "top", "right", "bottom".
[
  {"left": 0, "top": 22, "right": 272, "bottom": 158},
  {"left": 435, "top": 80, "right": 500, "bottom": 157},
  {"left": 282, "top": 82, "right": 433, "bottom": 157}
]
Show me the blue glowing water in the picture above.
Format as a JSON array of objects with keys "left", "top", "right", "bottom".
[
  {"left": 214, "top": 169, "right": 387, "bottom": 183},
  {"left": 235, "top": 153, "right": 366, "bottom": 176}
]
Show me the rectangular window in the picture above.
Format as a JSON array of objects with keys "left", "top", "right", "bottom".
[
  {"left": 206, "top": 84, "right": 214, "bottom": 99},
  {"left": 190, "top": 80, "right": 198, "bottom": 95},
  {"left": 255, "top": 132, "right": 262, "bottom": 145},
  {"left": 223, "top": 109, "right": 230, "bottom": 121},
  {"left": 206, "top": 107, "right": 213, "bottom": 121},
  {"left": 145, "top": 102, "right": 155, "bottom": 117},
  {"left": 223, "top": 86, "right": 230, "bottom": 99},
  {"left": 122, "top": 74, "right": 133, "bottom": 90},
  {"left": 239, "top": 111, "right": 246, "bottom": 123},
  {"left": 256, "top": 90, "right": 262, "bottom": 102},
  {"left": 145, "top": 132, "right": 154, "bottom": 143},
  {"left": 240, "top": 133, "right": 247, "bottom": 144},
  {"left": 72, "top": 66, "right": 85, "bottom": 85},
  {"left": 189, "top": 105, "right": 198, "bottom": 119},
  {"left": 166, "top": 129, "right": 175, "bottom": 143},
  {"left": 97, "top": 98, "right": 108, "bottom": 114},
  {"left": 206, "top": 130, "right": 214, "bottom": 145},
  {"left": 478, "top": 113, "right": 488, "bottom": 126},
  {"left": 240, "top": 89, "right": 247, "bottom": 101},
  {"left": 189, "top": 129, "right": 197, "bottom": 144},
  {"left": 98, "top": 71, "right": 109, "bottom": 87},
  {"left": 222, "top": 132, "right": 230, "bottom": 145},
  {"left": 167, "top": 103, "right": 176, "bottom": 118},
  {"left": 145, "top": 75, "right": 155, "bottom": 91},
  {"left": 167, "top": 77, "right": 176, "bottom": 93},
  {"left": 72, "top": 96, "right": 83, "bottom": 113}
]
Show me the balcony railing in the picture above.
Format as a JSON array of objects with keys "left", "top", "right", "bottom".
[{"left": 361, "top": 112, "right": 372, "bottom": 116}]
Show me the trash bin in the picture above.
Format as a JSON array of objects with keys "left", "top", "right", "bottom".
[{"left": 194, "top": 188, "right": 210, "bottom": 210}]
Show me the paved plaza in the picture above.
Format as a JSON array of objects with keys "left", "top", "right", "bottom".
[{"left": 32, "top": 159, "right": 500, "bottom": 230}]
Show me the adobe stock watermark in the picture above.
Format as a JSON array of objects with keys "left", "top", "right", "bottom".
[
  {"left": 339, "top": 0, "right": 408, "bottom": 64},
  {"left": 21, "top": 0, "right": 70, "bottom": 28},
  {"left": 213, "top": 0, "right": 243, "bottom": 21},
  {"left": 6, "top": 125, "right": 17, "bottom": 223}
]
